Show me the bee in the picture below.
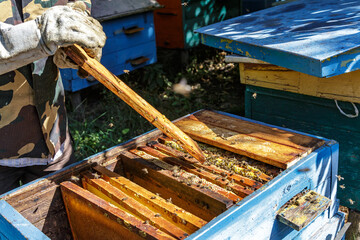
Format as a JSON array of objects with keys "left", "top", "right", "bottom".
[
  {"left": 172, "top": 172, "right": 180, "bottom": 177},
  {"left": 339, "top": 184, "right": 345, "bottom": 189},
  {"left": 181, "top": 2, "right": 188, "bottom": 7},
  {"left": 166, "top": 198, "right": 172, "bottom": 203},
  {"left": 142, "top": 168, "right": 148, "bottom": 174},
  {"left": 154, "top": 213, "right": 161, "bottom": 217},
  {"left": 143, "top": 220, "right": 150, "bottom": 224},
  {"left": 252, "top": 92, "right": 257, "bottom": 99},
  {"left": 336, "top": 175, "right": 344, "bottom": 181},
  {"left": 349, "top": 199, "right": 355, "bottom": 205},
  {"left": 298, "top": 167, "right": 311, "bottom": 172},
  {"left": 92, "top": 172, "right": 101, "bottom": 179},
  {"left": 70, "top": 175, "right": 80, "bottom": 182},
  {"left": 150, "top": 196, "right": 156, "bottom": 200},
  {"left": 121, "top": 197, "right": 128, "bottom": 201},
  {"left": 123, "top": 69, "right": 130, "bottom": 74}
]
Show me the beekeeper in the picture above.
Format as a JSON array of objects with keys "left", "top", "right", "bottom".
[{"left": 0, "top": 0, "right": 106, "bottom": 194}]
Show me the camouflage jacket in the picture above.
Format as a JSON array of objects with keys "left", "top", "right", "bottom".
[{"left": 0, "top": 0, "right": 90, "bottom": 167}]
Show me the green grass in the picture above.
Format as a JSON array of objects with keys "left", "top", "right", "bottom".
[{"left": 66, "top": 46, "right": 244, "bottom": 161}]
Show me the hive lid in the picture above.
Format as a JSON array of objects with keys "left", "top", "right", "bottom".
[
  {"left": 91, "top": 0, "right": 160, "bottom": 21},
  {"left": 195, "top": 0, "right": 360, "bottom": 78}
]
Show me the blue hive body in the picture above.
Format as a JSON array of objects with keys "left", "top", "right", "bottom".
[
  {"left": 196, "top": 0, "right": 360, "bottom": 78},
  {"left": 0, "top": 111, "right": 346, "bottom": 239},
  {"left": 61, "top": 0, "right": 159, "bottom": 92}
]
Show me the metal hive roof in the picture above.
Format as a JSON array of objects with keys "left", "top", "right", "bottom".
[
  {"left": 196, "top": 0, "right": 360, "bottom": 77},
  {"left": 92, "top": 0, "right": 160, "bottom": 21}
]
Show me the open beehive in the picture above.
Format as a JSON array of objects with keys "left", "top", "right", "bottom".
[
  {"left": 1, "top": 110, "right": 339, "bottom": 240},
  {"left": 59, "top": 110, "right": 325, "bottom": 239}
]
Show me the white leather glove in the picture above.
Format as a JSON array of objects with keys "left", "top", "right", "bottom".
[
  {"left": 36, "top": 2, "right": 106, "bottom": 78},
  {"left": 0, "top": 2, "right": 106, "bottom": 75},
  {"left": 36, "top": 2, "right": 106, "bottom": 54}
]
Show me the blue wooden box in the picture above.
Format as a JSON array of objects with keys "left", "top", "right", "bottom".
[
  {"left": 0, "top": 110, "right": 345, "bottom": 239},
  {"left": 61, "top": 1, "right": 159, "bottom": 92}
]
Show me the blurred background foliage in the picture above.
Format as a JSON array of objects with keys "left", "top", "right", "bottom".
[{"left": 66, "top": 46, "right": 243, "bottom": 160}]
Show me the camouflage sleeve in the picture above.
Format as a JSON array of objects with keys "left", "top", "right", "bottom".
[
  {"left": 0, "top": 21, "right": 49, "bottom": 75},
  {"left": 76, "top": 0, "right": 91, "bottom": 13}
]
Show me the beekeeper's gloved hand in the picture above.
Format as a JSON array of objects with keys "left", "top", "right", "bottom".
[
  {"left": 38, "top": 1, "right": 106, "bottom": 78},
  {"left": 0, "top": 2, "right": 106, "bottom": 75}
]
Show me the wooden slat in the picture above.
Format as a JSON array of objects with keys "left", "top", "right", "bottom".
[
  {"left": 81, "top": 171, "right": 188, "bottom": 239},
  {"left": 191, "top": 110, "right": 325, "bottom": 151},
  {"left": 93, "top": 166, "right": 207, "bottom": 233},
  {"left": 120, "top": 151, "right": 233, "bottom": 221},
  {"left": 240, "top": 62, "right": 360, "bottom": 104},
  {"left": 138, "top": 146, "right": 250, "bottom": 199},
  {"left": 277, "top": 190, "right": 331, "bottom": 231},
  {"left": 174, "top": 117, "right": 309, "bottom": 169},
  {"left": 130, "top": 149, "right": 241, "bottom": 202},
  {"left": 60, "top": 181, "right": 175, "bottom": 240},
  {"left": 150, "top": 140, "right": 265, "bottom": 188}
]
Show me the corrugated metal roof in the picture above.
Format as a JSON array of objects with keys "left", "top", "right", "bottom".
[
  {"left": 196, "top": 0, "right": 360, "bottom": 77},
  {"left": 92, "top": 0, "right": 160, "bottom": 21}
]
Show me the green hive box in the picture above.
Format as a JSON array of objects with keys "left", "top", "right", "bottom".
[
  {"left": 245, "top": 85, "right": 360, "bottom": 211},
  {"left": 182, "top": 0, "right": 242, "bottom": 48}
]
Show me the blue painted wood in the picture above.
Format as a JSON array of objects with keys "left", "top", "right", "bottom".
[
  {"left": 306, "top": 212, "right": 345, "bottom": 240},
  {"left": 101, "top": 12, "right": 156, "bottom": 55},
  {"left": 196, "top": 0, "right": 360, "bottom": 77},
  {"left": 245, "top": 85, "right": 360, "bottom": 211},
  {"left": 0, "top": 200, "right": 49, "bottom": 240},
  {"left": 61, "top": 11, "right": 157, "bottom": 92},
  {"left": 62, "top": 40, "right": 157, "bottom": 92}
]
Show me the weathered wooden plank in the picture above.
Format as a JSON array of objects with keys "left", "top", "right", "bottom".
[
  {"left": 60, "top": 181, "right": 175, "bottom": 240},
  {"left": 81, "top": 171, "right": 188, "bottom": 239},
  {"left": 277, "top": 190, "right": 331, "bottom": 231},
  {"left": 240, "top": 62, "right": 360, "bottom": 103},
  {"left": 120, "top": 151, "right": 232, "bottom": 221},
  {"left": 138, "top": 146, "right": 250, "bottom": 199},
  {"left": 93, "top": 166, "right": 207, "bottom": 233},
  {"left": 32, "top": 207, "right": 72, "bottom": 240},
  {"left": 149, "top": 140, "right": 264, "bottom": 189},
  {"left": 191, "top": 110, "right": 325, "bottom": 151},
  {"left": 17, "top": 186, "right": 64, "bottom": 227},
  {"left": 174, "top": 118, "right": 307, "bottom": 169}
]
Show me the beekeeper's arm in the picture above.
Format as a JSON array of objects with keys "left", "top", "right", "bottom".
[{"left": 0, "top": 2, "right": 106, "bottom": 75}]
